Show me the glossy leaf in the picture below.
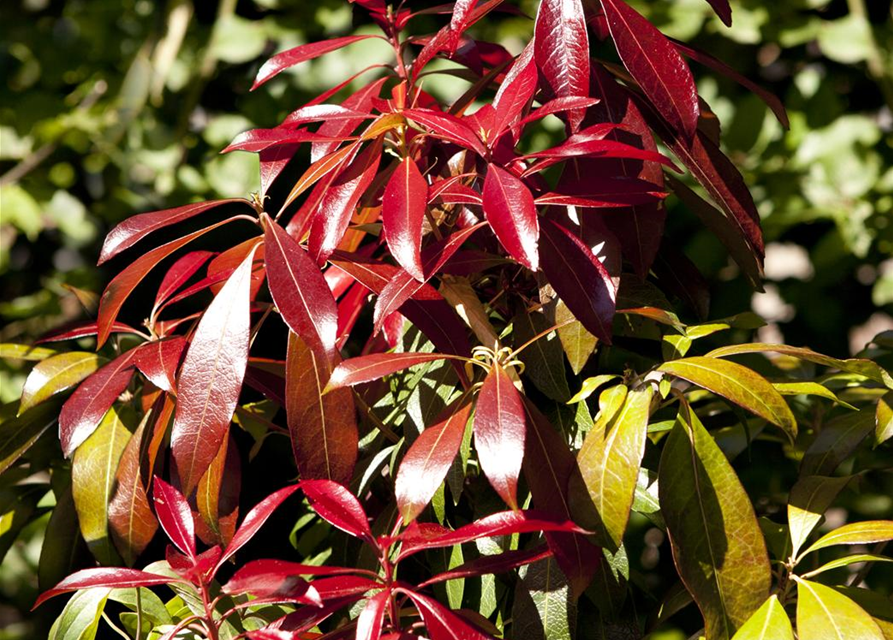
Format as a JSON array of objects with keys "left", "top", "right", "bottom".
[
  {"left": 512, "top": 556, "right": 575, "bottom": 640},
  {"left": 474, "top": 362, "right": 526, "bottom": 509},
  {"left": 171, "top": 246, "right": 256, "bottom": 494},
  {"left": 356, "top": 588, "right": 389, "bottom": 640},
  {"left": 796, "top": 578, "right": 884, "bottom": 640},
  {"left": 223, "top": 559, "right": 368, "bottom": 597},
  {"left": 404, "top": 108, "right": 487, "bottom": 156},
  {"left": 396, "top": 399, "right": 472, "bottom": 522},
  {"left": 196, "top": 432, "right": 241, "bottom": 546},
  {"left": 803, "top": 554, "right": 893, "bottom": 578},
  {"left": 263, "top": 214, "right": 338, "bottom": 360},
  {"left": 286, "top": 332, "right": 357, "bottom": 484},
  {"left": 491, "top": 40, "right": 536, "bottom": 139},
  {"left": 152, "top": 476, "right": 196, "bottom": 558},
  {"left": 534, "top": 0, "right": 589, "bottom": 130},
  {"left": 539, "top": 219, "right": 616, "bottom": 343},
  {"left": 71, "top": 406, "right": 131, "bottom": 565},
  {"left": 788, "top": 475, "right": 852, "bottom": 559},
  {"left": 401, "top": 589, "right": 492, "bottom": 640},
  {"left": 253, "top": 35, "right": 379, "bottom": 89},
  {"left": 602, "top": 0, "right": 699, "bottom": 140},
  {"left": 328, "top": 352, "right": 458, "bottom": 389},
  {"left": 802, "top": 521, "right": 893, "bottom": 557},
  {"left": 223, "top": 127, "right": 335, "bottom": 154},
  {"left": 35, "top": 568, "right": 174, "bottom": 608},
  {"left": 421, "top": 545, "right": 552, "bottom": 587},
  {"left": 730, "top": 595, "right": 793, "bottom": 640},
  {"left": 301, "top": 479, "right": 374, "bottom": 543},
  {"left": 878, "top": 392, "right": 893, "bottom": 446},
  {"left": 572, "top": 386, "right": 652, "bottom": 551},
  {"left": 133, "top": 337, "right": 186, "bottom": 394},
  {"left": 382, "top": 157, "right": 428, "bottom": 281},
  {"left": 482, "top": 164, "right": 538, "bottom": 270},
  {"left": 659, "top": 356, "right": 797, "bottom": 439},
  {"left": 47, "top": 587, "right": 108, "bottom": 640},
  {"left": 20, "top": 352, "right": 103, "bottom": 414},
  {"left": 659, "top": 404, "right": 770, "bottom": 639},
  {"left": 153, "top": 251, "right": 214, "bottom": 310},
  {"left": 218, "top": 485, "right": 301, "bottom": 568}
]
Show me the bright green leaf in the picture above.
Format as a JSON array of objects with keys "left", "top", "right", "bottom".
[
  {"left": 0, "top": 344, "right": 60, "bottom": 361},
  {"left": 802, "top": 520, "right": 893, "bottom": 557},
  {"left": 876, "top": 392, "right": 892, "bottom": 446},
  {"left": 802, "top": 554, "right": 893, "bottom": 578},
  {"left": 796, "top": 578, "right": 884, "bottom": 640},
  {"left": 731, "top": 595, "right": 793, "bottom": 640},
  {"left": 512, "top": 556, "right": 575, "bottom": 640},
  {"left": 49, "top": 587, "right": 110, "bottom": 640},
  {"left": 773, "top": 381, "right": 856, "bottom": 410},
  {"left": 567, "top": 375, "right": 619, "bottom": 404},
  {"left": 555, "top": 299, "right": 597, "bottom": 375}
]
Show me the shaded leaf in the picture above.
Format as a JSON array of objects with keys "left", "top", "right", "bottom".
[
  {"left": 877, "top": 392, "right": 893, "bottom": 446},
  {"left": 47, "top": 588, "right": 108, "bottom": 640},
  {"left": 196, "top": 432, "right": 241, "bottom": 547},
  {"left": 39, "top": 485, "right": 88, "bottom": 592},
  {"left": 788, "top": 475, "right": 852, "bottom": 559},
  {"left": 513, "top": 311, "right": 570, "bottom": 402},
  {"left": 799, "top": 411, "right": 875, "bottom": 477},
  {"left": 219, "top": 485, "right": 301, "bottom": 567},
  {"left": 512, "top": 556, "right": 575, "bottom": 640},
  {"left": 0, "top": 402, "right": 57, "bottom": 474}
]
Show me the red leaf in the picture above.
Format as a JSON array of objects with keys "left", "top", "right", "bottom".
[
  {"left": 281, "top": 104, "right": 372, "bottom": 128},
  {"left": 601, "top": 0, "right": 699, "bottom": 140},
  {"left": 490, "top": 40, "right": 537, "bottom": 140},
  {"left": 259, "top": 144, "right": 299, "bottom": 198},
  {"left": 300, "top": 479, "right": 374, "bottom": 544},
  {"left": 223, "top": 128, "right": 336, "bottom": 154},
  {"left": 420, "top": 544, "right": 552, "bottom": 587},
  {"left": 522, "top": 133, "right": 678, "bottom": 172},
  {"left": 382, "top": 157, "right": 428, "bottom": 281},
  {"left": 35, "top": 321, "right": 142, "bottom": 344},
  {"left": 152, "top": 476, "right": 196, "bottom": 558},
  {"left": 533, "top": 191, "right": 660, "bottom": 208},
  {"left": 473, "top": 362, "right": 526, "bottom": 509},
  {"left": 482, "top": 164, "right": 539, "bottom": 271},
  {"left": 286, "top": 333, "right": 358, "bottom": 485},
  {"left": 253, "top": 35, "right": 380, "bottom": 90},
  {"left": 34, "top": 568, "right": 174, "bottom": 609},
  {"left": 428, "top": 179, "right": 483, "bottom": 207},
  {"left": 263, "top": 214, "right": 338, "bottom": 360},
  {"left": 153, "top": 251, "right": 215, "bottom": 309},
  {"left": 171, "top": 246, "right": 257, "bottom": 495},
  {"left": 312, "top": 77, "right": 389, "bottom": 163},
  {"left": 96, "top": 217, "right": 245, "bottom": 347},
  {"left": 538, "top": 218, "right": 616, "bottom": 343},
  {"left": 534, "top": 0, "right": 590, "bottom": 131},
  {"left": 327, "top": 352, "right": 457, "bottom": 390},
  {"left": 404, "top": 109, "right": 487, "bottom": 156},
  {"left": 703, "top": 0, "right": 732, "bottom": 27},
  {"left": 511, "top": 97, "right": 601, "bottom": 140},
  {"left": 99, "top": 200, "right": 245, "bottom": 265},
  {"left": 219, "top": 485, "right": 301, "bottom": 568},
  {"left": 309, "top": 137, "right": 383, "bottom": 265},
  {"left": 373, "top": 223, "right": 487, "bottom": 332},
  {"left": 522, "top": 398, "right": 600, "bottom": 597},
  {"left": 224, "top": 560, "right": 369, "bottom": 597},
  {"left": 133, "top": 337, "right": 186, "bottom": 393},
  {"left": 59, "top": 351, "right": 137, "bottom": 457},
  {"left": 399, "top": 588, "right": 493, "bottom": 640},
  {"left": 195, "top": 433, "right": 241, "bottom": 547},
  {"left": 357, "top": 588, "right": 390, "bottom": 640},
  {"left": 396, "top": 399, "right": 473, "bottom": 523}
]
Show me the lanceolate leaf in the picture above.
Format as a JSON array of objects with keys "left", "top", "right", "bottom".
[
  {"left": 491, "top": 40, "right": 536, "bottom": 139},
  {"left": 396, "top": 399, "right": 473, "bottom": 522},
  {"left": 474, "top": 362, "right": 526, "bottom": 510},
  {"left": 263, "top": 214, "right": 338, "bottom": 360},
  {"left": 730, "top": 595, "right": 793, "bottom": 640},
  {"left": 404, "top": 109, "right": 487, "bottom": 156},
  {"left": 0, "top": 402, "right": 58, "bottom": 475},
  {"left": 153, "top": 251, "right": 215, "bottom": 309},
  {"left": 572, "top": 386, "right": 652, "bottom": 551},
  {"left": 196, "top": 433, "right": 241, "bottom": 547},
  {"left": 878, "top": 392, "right": 893, "bottom": 446},
  {"left": 152, "top": 476, "right": 196, "bottom": 559},
  {"left": 300, "top": 480, "right": 373, "bottom": 543},
  {"left": 601, "top": 0, "right": 699, "bottom": 140},
  {"left": 659, "top": 405, "right": 770, "bottom": 640},
  {"left": 421, "top": 545, "right": 553, "bottom": 587},
  {"left": 658, "top": 357, "right": 797, "bottom": 439},
  {"left": 253, "top": 35, "right": 379, "bottom": 89},
  {"left": 356, "top": 588, "right": 389, "bottom": 640},
  {"left": 133, "top": 337, "right": 186, "bottom": 393},
  {"left": 787, "top": 475, "right": 852, "bottom": 559},
  {"left": 801, "top": 521, "right": 893, "bottom": 557},
  {"left": 34, "top": 568, "right": 174, "bottom": 608},
  {"left": 383, "top": 157, "right": 428, "bottom": 281},
  {"left": 400, "top": 589, "right": 492, "bottom": 640},
  {"left": 482, "top": 164, "right": 539, "bottom": 271},
  {"left": 534, "top": 0, "right": 589, "bottom": 130},
  {"left": 286, "top": 332, "right": 358, "bottom": 485},
  {"left": 171, "top": 246, "right": 256, "bottom": 495},
  {"left": 20, "top": 352, "right": 104, "bottom": 414},
  {"left": 799, "top": 411, "right": 876, "bottom": 477},
  {"left": 99, "top": 199, "right": 246, "bottom": 265},
  {"left": 327, "top": 352, "right": 459, "bottom": 389},
  {"left": 71, "top": 406, "right": 132, "bottom": 565},
  {"left": 795, "top": 578, "right": 885, "bottom": 640},
  {"left": 218, "top": 485, "right": 301, "bottom": 568},
  {"left": 539, "top": 219, "right": 616, "bottom": 343}
]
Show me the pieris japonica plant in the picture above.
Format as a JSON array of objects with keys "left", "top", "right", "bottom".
[{"left": 3, "top": 0, "right": 893, "bottom": 639}]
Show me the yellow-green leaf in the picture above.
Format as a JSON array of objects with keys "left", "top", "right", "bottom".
[
  {"left": 802, "top": 520, "right": 893, "bottom": 557},
  {"left": 773, "top": 382, "right": 856, "bottom": 410},
  {"left": 72, "top": 407, "right": 132, "bottom": 565},
  {"left": 659, "top": 404, "right": 771, "bottom": 640},
  {"left": 567, "top": 375, "right": 618, "bottom": 404},
  {"left": 0, "top": 343, "right": 59, "bottom": 361},
  {"left": 802, "top": 554, "right": 893, "bottom": 578},
  {"left": 0, "top": 401, "right": 58, "bottom": 474},
  {"left": 877, "top": 392, "right": 893, "bottom": 446},
  {"left": 731, "top": 595, "right": 793, "bottom": 640},
  {"left": 788, "top": 475, "right": 852, "bottom": 559},
  {"left": 20, "top": 352, "right": 104, "bottom": 414},
  {"left": 795, "top": 578, "right": 884, "bottom": 640},
  {"left": 571, "top": 387, "right": 653, "bottom": 551},
  {"left": 555, "top": 299, "right": 597, "bottom": 375},
  {"left": 659, "top": 356, "right": 797, "bottom": 439}
]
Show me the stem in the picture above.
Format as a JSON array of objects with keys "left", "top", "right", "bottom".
[
  {"left": 848, "top": 541, "right": 889, "bottom": 587},
  {"left": 135, "top": 587, "right": 142, "bottom": 640},
  {"left": 101, "top": 612, "right": 133, "bottom": 640},
  {"left": 199, "top": 580, "right": 220, "bottom": 640}
]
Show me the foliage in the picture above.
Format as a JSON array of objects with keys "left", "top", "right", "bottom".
[{"left": 1, "top": 1, "right": 892, "bottom": 640}]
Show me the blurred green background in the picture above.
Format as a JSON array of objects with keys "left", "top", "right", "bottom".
[{"left": 1, "top": 0, "right": 892, "bottom": 637}]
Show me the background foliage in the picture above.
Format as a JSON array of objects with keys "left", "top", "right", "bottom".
[{"left": 1, "top": 0, "right": 892, "bottom": 639}]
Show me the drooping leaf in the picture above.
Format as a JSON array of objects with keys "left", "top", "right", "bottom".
[
  {"left": 171, "top": 246, "right": 256, "bottom": 495},
  {"left": 802, "top": 521, "right": 893, "bottom": 557},
  {"left": 601, "top": 0, "right": 699, "bottom": 140},
  {"left": 571, "top": 386, "right": 652, "bottom": 551},
  {"left": 300, "top": 479, "right": 374, "bottom": 543},
  {"left": 555, "top": 300, "right": 598, "bottom": 376},
  {"left": 396, "top": 399, "right": 472, "bottom": 523},
  {"left": 796, "top": 578, "right": 885, "bottom": 640},
  {"left": 482, "top": 164, "right": 539, "bottom": 271},
  {"left": 659, "top": 404, "right": 771, "bottom": 640},
  {"left": 39, "top": 485, "right": 88, "bottom": 592},
  {"left": 400, "top": 588, "right": 492, "bottom": 640},
  {"left": 328, "top": 352, "right": 459, "bottom": 389},
  {"left": 35, "top": 568, "right": 174, "bottom": 608},
  {"left": 19, "top": 352, "right": 104, "bottom": 414},
  {"left": 263, "top": 213, "right": 338, "bottom": 360},
  {"left": 730, "top": 595, "right": 793, "bottom": 640},
  {"left": 658, "top": 356, "right": 797, "bottom": 439},
  {"left": 788, "top": 475, "right": 852, "bottom": 559},
  {"left": 382, "top": 157, "right": 428, "bottom": 281},
  {"left": 218, "top": 485, "right": 301, "bottom": 567},
  {"left": 152, "top": 476, "right": 196, "bottom": 559},
  {"left": 99, "top": 199, "right": 246, "bottom": 264},
  {"left": 474, "top": 362, "right": 526, "bottom": 510},
  {"left": 539, "top": 219, "right": 616, "bottom": 343},
  {"left": 286, "top": 332, "right": 357, "bottom": 485},
  {"left": 252, "top": 35, "right": 380, "bottom": 89},
  {"left": 421, "top": 545, "right": 553, "bottom": 587},
  {"left": 534, "top": 0, "right": 589, "bottom": 130}
]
